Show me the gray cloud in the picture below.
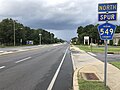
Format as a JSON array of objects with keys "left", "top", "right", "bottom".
[{"left": 0, "top": 0, "right": 119, "bottom": 40}]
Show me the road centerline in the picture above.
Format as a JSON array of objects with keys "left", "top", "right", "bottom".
[
  {"left": 15, "top": 57, "right": 32, "bottom": 63},
  {"left": 47, "top": 46, "right": 69, "bottom": 90}
]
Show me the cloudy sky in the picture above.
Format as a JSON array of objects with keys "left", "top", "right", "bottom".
[{"left": 0, "top": 0, "right": 119, "bottom": 40}]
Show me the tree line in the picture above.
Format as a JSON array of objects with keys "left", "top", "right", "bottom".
[
  {"left": 0, "top": 18, "right": 64, "bottom": 46},
  {"left": 72, "top": 24, "right": 120, "bottom": 45}
]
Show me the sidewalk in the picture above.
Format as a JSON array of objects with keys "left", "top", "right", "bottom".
[{"left": 71, "top": 45, "right": 120, "bottom": 90}]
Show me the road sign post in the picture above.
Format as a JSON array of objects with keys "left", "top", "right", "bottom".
[
  {"left": 104, "top": 39, "right": 107, "bottom": 86},
  {"left": 98, "top": 2, "right": 117, "bottom": 86}
]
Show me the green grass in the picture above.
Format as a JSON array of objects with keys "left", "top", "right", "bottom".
[
  {"left": 110, "top": 62, "right": 120, "bottom": 69},
  {"left": 78, "top": 78, "right": 110, "bottom": 90},
  {"left": 76, "top": 45, "right": 120, "bottom": 53}
]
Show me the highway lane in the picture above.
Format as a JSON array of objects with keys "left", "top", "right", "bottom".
[
  {"left": 0, "top": 44, "right": 73, "bottom": 90},
  {"left": 52, "top": 49, "right": 73, "bottom": 90}
]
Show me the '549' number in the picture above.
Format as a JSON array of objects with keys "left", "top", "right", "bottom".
[{"left": 100, "top": 28, "right": 113, "bottom": 35}]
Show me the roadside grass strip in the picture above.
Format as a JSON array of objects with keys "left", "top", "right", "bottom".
[
  {"left": 76, "top": 45, "right": 120, "bottom": 53},
  {"left": 76, "top": 45, "right": 104, "bottom": 53},
  {"left": 78, "top": 72, "right": 110, "bottom": 90},
  {"left": 110, "top": 62, "right": 120, "bottom": 69},
  {"left": 78, "top": 78, "right": 110, "bottom": 90}
]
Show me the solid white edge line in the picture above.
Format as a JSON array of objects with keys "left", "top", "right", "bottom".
[
  {"left": 15, "top": 57, "right": 31, "bottom": 63},
  {"left": 71, "top": 52, "right": 76, "bottom": 71},
  {"left": 0, "top": 66, "right": 5, "bottom": 69},
  {"left": 47, "top": 46, "right": 69, "bottom": 90}
]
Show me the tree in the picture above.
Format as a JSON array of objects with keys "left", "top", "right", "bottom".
[
  {"left": 71, "top": 37, "right": 78, "bottom": 45},
  {"left": 109, "top": 40, "right": 113, "bottom": 46},
  {"left": 77, "top": 24, "right": 99, "bottom": 44},
  {"left": 0, "top": 18, "right": 14, "bottom": 45},
  {"left": 116, "top": 25, "right": 120, "bottom": 33},
  {"left": 0, "top": 18, "right": 64, "bottom": 46},
  {"left": 118, "top": 39, "right": 120, "bottom": 46}
]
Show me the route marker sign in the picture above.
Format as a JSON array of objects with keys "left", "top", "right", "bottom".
[
  {"left": 98, "top": 3, "right": 117, "bottom": 12},
  {"left": 98, "top": 13, "right": 117, "bottom": 21},
  {"left": 98, "top": 23, "right": 116, "bottom": 40}
]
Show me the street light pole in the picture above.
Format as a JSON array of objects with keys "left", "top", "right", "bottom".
[
  {"left": 13, "top": 20, "right": 15, "bottom": 46},
  {"left": 13, "top": 20, "right": 17, "bottom": 46},
  {"left": 51, "top": 34, "right": 52, "bottom": 44},
  {"left": 39, "top": 33, "right": 42, "bottom": 45}
]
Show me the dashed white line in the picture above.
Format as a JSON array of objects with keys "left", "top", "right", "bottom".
[
  {"left": 15, "top": 57, "right": 31, "bottom": 63},
  {"left": 0, "top": 66, "right": 5, "bottom": 69},
  {"left": 47, "top": 46, "right": 69, "bottom": 90}
]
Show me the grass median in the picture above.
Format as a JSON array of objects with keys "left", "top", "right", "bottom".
[{"left": 76, "top": 45, "right": 120, "bottom": 53}]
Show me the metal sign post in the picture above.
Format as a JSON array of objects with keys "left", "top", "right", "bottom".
[
  {"left": 104, "top": 39, "right": 108, "bottom": 86},
  {"left": 104, "top": 17, "right": 108, "bottom": 86}
]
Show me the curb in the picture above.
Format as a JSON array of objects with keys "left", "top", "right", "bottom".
[
  {"left": 73, "top": 68, "right": 79, "bottom": 90},
  {"left": 70, "top": 47, "right": 79, "bottom": 90},
  {"left": 71, "top": 50, "right": 76, "bottom": 71}
]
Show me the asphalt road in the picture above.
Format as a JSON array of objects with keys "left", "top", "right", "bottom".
[
  {"left": 0, "top": 44, "right": 73, "bottom": 90},
  {"left": 88, "top": 52, "right": 120, "bottom": 62}
]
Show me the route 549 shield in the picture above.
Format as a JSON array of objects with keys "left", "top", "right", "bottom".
[{"left": 98, "top": 23, "right": 116, "bottom": 40}]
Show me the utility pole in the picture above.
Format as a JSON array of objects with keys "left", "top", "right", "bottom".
[
  {"left": 13, "top": 20, "right": 15, "bottom": 46},
  {"left": 13, "top": 20, "right": 17, "bottom": 46},
  {"left": 51, "top": 34, "right": 52, "bottom": 44}
]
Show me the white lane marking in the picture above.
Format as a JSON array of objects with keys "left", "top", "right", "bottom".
[
  {"left": 71, "top": 52, "right": 76, "bottom": 71},
  {"left": 0, "top": 51, "right": 4, "bottom": 53},
  {"left": 0, "top": 66, "right": 5, "bottom": 69},
  {"left": 88, "top": 52, "right": 97, "bottom": 56},
  {"left": 47, "top": 46, "right": 69, "bottom": 90},
  {"left": 15, "top": 57, "right": 31, "bottom": 63}
]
